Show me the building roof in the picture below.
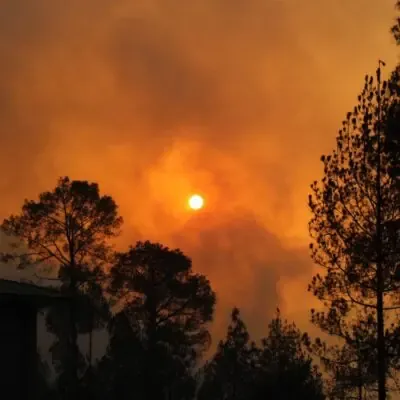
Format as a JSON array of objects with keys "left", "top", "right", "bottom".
[{"left": 0, "top": 279, "right": 67, "bottom": 308}]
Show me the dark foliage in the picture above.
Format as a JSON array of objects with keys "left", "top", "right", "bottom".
[
  {"left": 1, "top": 176, "right": 122, "bottom": 398},
  {"left": 199, "top": 308, "right": 325, "bottom": 400},
  {"left": 96, "top": 240, "right": 216, "bottom": 400},
  {"left": 308, "top": 65, "right": 400, "bottom": 399}
]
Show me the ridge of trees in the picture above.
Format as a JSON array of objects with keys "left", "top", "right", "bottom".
[{"left": 0, "top": 176, "right": 325, "bottom": 400}]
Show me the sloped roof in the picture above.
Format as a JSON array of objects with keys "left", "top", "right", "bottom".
[{"left": 0, "top": 279, "right": 67, "bottom": 308}]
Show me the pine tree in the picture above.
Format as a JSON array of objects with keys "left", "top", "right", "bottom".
[
  {"left": 199, "top": 309, "right": 324, "bottom": 400},
  {"left": 306, "top": 333, "right": 377, "bottom": 399},
  {"left": 198, "top": 308, "right": 258, "bottom": 400},
  {"left": 308, "top": 64, "right": 400, "bottom": 400},
  {"left": 255, "top": 310, "right": 325, "bottom": 400},
  {"left": 1, "top": 176, "right": 122, "bottom": 398},
  {"left": 108, "top": 240, "right": 216, "bottom": 400}
]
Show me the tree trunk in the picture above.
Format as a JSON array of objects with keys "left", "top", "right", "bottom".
[
  {"left": 88, "top": 312, "right": 93, "bottom": 368},
  {"left": 68, "top": 233, "right": 80, "bottom": 400},
  {"left": 376, "top": 62, "right": 386, "bottom": 400},
  {"left": 69, "top": 276, "right": 80, "bottom": 400},
  {"left": 377, "top": 285, "right": 386, "bottom": 400},
  {"left": 146, "top": 292, "right": 163, "bottom": 400}
]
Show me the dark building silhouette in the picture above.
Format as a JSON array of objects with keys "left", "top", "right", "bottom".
[{"left": 0, "top": 279, "right": 65, "bottom": 400}]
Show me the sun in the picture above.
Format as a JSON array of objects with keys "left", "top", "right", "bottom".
[{"left": 188, "top": 194, "right": 204, "bottom": 210}]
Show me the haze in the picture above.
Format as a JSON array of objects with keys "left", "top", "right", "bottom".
[{"left": 0, "top": 0, "right": 397, "bottom": 343}]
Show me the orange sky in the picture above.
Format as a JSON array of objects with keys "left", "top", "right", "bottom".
[{"left": 0, "top": 0, "right": 398, "bottom": 345}]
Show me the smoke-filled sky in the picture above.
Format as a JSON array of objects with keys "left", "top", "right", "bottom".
[{"left": 0, "top": 0, "right": 397, "bottom": 343}]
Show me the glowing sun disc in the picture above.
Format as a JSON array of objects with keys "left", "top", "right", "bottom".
[{"left": 188, "top": 194, "right": 204, "bottom": 210}]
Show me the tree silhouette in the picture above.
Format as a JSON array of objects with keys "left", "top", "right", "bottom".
[
  {"left": 198, "top": 308, "right": 258, "bottom": 400},
  {"left": 306, "top": 333, "right": 377, "bottom": 399},
  {"left": 92, "top": 311, "right": 145, "bottom": 399},
  {"left": 200, "top": 308, "right": 324, "bottom": 400},
  {"left": 384, "top": 71, "right": 400, "bottom": 186},
  {"left": 308, "top": 65, "right": 400, "bottom": 400},
  {"left": 104, "top": 240, "right": 216, "bottom": 400},
  {"left": 254, "top": 310, "right": 325, "bottom": 400},
  {"left": 46, "top": 277, "right": 110, "bottom": 398},
  {"left": 1, "top": 176, "right": 123, "bottom": 399}
]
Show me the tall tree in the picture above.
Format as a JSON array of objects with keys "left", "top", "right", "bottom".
[
  {"left": 92, "top": 311, "right": 145, "bottom": 400},
  {"left": 254, "top": 310, "right": 325, "bottom": 400},
  {"left": 306, "top": 333, "right": 377, "bottom": 399},
  {"left": 1, "top": 176, "right": 123, "bottom": 399},
  {"left": 198, "top": 308, "right": 258, "bottom": 400},
  {"left": 385, "top": 68, "right": 400, "bottom": 185},
  {"left": 107, "top": 240, "right": 216, "bottom": 400},
  {"left": 308, "top": 65, "right": 400, "bottom": 400},
  {"left": 200, "top": 308, "right": 324, "bottom": 400}
]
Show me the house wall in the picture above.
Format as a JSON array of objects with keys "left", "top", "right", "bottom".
[{"left": 0, "top": 300, "right": 37, "bottom": 400}]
